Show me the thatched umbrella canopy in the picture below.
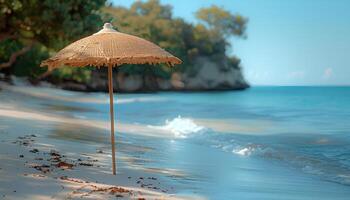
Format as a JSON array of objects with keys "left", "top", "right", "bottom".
[
  {"left": 42, "top": 23, "right": 181, "bottom": 69},
  {"left": 41, "top": 23, "right": 182, "bottom": 175}
]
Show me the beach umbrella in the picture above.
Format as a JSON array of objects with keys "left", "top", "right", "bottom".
[{"left": 41, "top": 23, "right": 182, "bottom": 175}]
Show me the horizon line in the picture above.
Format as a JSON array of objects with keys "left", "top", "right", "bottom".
[{"left": 251, "top": 84, "right": 350, "bottom": 87}]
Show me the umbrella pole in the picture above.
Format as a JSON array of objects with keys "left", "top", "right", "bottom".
[{"left": 108, "top": 65, "right": 117, "bottom": 175}]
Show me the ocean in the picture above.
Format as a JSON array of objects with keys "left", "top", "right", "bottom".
[
  {"left": 2, "top": 85, "right": 350, "bottom": 199},
  {"left": 76, "top": 86, "right": 350, "bottom": 199}
]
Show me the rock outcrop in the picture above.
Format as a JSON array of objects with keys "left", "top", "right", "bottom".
[
  {"left": 180, "top": 56, "right": 248, "bottom": 91},
  {"left": 58, "top": 56, "right": 249, "bottom": 92}
]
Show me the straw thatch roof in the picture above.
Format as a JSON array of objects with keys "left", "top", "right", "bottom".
[{"left": 41, "top": 23, "right": 181, "bottom": 69}]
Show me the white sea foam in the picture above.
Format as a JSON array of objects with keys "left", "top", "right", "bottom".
[
  {"left": 148, "top": 116, "right": 205, "bottom": 138},
  {"left": 117, "top": 97, "right": 165, "bottom": 104},
  {"left": 230, "top": 143, "right": 268, "bottom": 157},
  {"left": 232, "top": 146, "right": 256, "bottom": 156}
]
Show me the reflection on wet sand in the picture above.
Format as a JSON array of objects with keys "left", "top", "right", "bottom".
[
  {"left": 49, "top": 123, "right": 190, "bottom": 181},
  {"left": 49, "top": 124, "right": 155, "bottom": 153},
  {"left": 0, "top": 108, "right": 172, "bottom": 138},
  {"left": 49, "top": 124, "right": 107, "bottom": 143},
  {"left": 40, "top": 103, "right": 100, "bottom": 113},
  {"left": 128, "top": 165, "right": 188, "bottom": 179}
]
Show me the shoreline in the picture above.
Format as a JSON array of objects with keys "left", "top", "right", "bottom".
[{"left": 0, "top": 74, "right": 249, "bottom": 94}]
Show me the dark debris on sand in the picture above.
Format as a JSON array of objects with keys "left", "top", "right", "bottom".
[
  {"left": 29, "top": 148, "right": 39, "bottom": 153},
  {"left": 13, "top": 134, "right": 99, "bottom": 174},
  {"left": 13, "top": 134, "right": 36, "bottom": 147},
  {"left": 136, "top": 176, "right": 168, "bottom": 193},
  {"left": 11, "top": 133, "right": 171, "bottom": 197}
]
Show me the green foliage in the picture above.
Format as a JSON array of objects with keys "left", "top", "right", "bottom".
[
  {"left": 0, "top": 0, "right": 106, "bottom": 81},
  {"left": 195, "top": 5, "right": 248, "bottom": 39},
  {"left": 104, "top": 0, "right": 247, "bottom": 77},
  {"left": 103, "top": 0, "right": 188, "bottom": 74},
  {"left": 1, "top": 0, "right": 105, "bottom": 47},
  {"left": 52, "top": 67, "right": 92, "bottom": 83},
  {"left": 0, "top": 0, "right": 247, "bottom": 83},
  {"left": 0, "top": 39, "right": 21, "bottom": 62},
  {"left": 227, "top": 56, "right": 242, "bottom": 70},
  {"left": 12, "top": 44, "right": 48, "bottom": 78}
]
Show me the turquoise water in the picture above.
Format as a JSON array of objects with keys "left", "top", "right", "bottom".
[
  {"left": 4, "top": 86, "right": 350, "bottom": 199},
  {"left": 82, "top": 87, "right": 350, "bottom": 199}
]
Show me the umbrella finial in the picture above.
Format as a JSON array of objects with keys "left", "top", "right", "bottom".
[
  {"left": 94, "top": 23, "right": 118, "bottom": 35},
  {"left": 103, "top": 23, "right": 113, "bottom": 30}
]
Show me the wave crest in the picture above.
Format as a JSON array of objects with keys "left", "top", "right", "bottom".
[{"left": 148, "top": 116, "right": 205, "bottom": 138}]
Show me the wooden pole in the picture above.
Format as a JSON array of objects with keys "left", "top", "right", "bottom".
[{"left": 108, "top": 65, "right": 116, "bottom": 175}]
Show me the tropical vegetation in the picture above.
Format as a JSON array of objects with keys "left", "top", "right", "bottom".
[{"left": 0, "top": 0, "right": 247, "bottom": 85}]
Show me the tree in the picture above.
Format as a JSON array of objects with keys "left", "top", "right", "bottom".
[
  {"left": 0, "top": 0, "right": 248, "bottom": 85},
  {"left": 103, "top": 0, "right": 188, "bottom": 76},
  {"left": 195, "top": 5, "right": 248, "bottom": 39},
  {"left": 102, "top": 0, "right": 248, "bottom": 78},
  {"left": 0, "top": 0, "right": 106, "bottom": 71},
  {"left": 130, "top": 0, "right": 172, "bottom": 20}
]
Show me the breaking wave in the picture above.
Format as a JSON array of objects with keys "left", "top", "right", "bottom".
[{"left": 148, "top": 116, "right": 205, "bottom": 138}]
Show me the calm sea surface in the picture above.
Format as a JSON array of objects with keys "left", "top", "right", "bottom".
[{"left": 90, "top": 87, "right": 350, "bottom": 199}]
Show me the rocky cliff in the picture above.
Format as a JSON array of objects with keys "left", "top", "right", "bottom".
[{"left": 59, "top": 56, "right": 249, "bottom": 92}]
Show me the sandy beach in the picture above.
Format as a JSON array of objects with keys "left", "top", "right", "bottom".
[{"left": 0, "top": 81, "right": 204, "bottom": 200}]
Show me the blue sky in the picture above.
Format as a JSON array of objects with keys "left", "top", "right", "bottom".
[{"left": 112, "top": 0, "right": 350, "bottom": 86}]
